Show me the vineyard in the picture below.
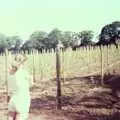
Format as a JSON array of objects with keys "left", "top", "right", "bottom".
[
  {"left": 0, "top": 45, "right": 120, "bottom": 83},
  {"left": 0, "top": 45, "right": 120, "bottom": 120}
]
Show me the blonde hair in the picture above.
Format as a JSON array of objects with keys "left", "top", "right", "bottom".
[
  {"left": 9, "top": 54, "right": 27, "bottom": 74},
  {"left": 14, "top": 54, "right": 27, "bottom": 65}
]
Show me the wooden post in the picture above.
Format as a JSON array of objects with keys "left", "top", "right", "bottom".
[
  {"left": 56, "top": 46, "right": 61, "bottom": 110},
  {"left": 100, "top": 46, "right": 104, "bottom": 85},
  {"left": 88, "top": 46, "right": 90, "bottom": 74},
  {"left": 32, "top": 49, "right": 36, "bottom": 83},
  {"left": 62, "top": 50, "right": 65, "bottom": 83},
  {"left": 107, "top": 45, "right": 109, "bottom": 75},
  {"left": 5, "top": 49, "right": 8, "bottom": 120}
]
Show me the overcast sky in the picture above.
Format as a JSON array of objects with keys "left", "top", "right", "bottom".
[{"left": 0, "top": 0, "right": 119, "bottom": 40}]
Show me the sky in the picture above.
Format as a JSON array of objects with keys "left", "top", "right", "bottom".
[{"left": 0, "top": 0, "right": 119, "bottom": 41}]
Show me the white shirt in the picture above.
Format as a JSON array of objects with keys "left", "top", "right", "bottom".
[{"left": 8, "top": 67, "right": 30, "bottom": 96}]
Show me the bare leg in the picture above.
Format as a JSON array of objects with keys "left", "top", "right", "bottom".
[
  {"left": 8, "top": 112, "right": 17, "bottom": 120},
  {"left": 16, "top": 113, "right": 29, "bottom": 120}
]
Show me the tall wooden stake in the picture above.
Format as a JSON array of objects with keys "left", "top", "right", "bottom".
[
  {"left": 100, "top": 46, "right": 104, "bottom": 85},
  {"left": 56, "top": 46, "right": 61, "bottom": 110},
  {"left": 32, "top": 49, "right": 35, "bottom": 83},
  {"left": 5, "top": 49, "right": 8, "bottom": 120}
]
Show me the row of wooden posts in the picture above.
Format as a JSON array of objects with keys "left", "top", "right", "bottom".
[
  {"left": 56, "top": 46, "right": 109, "bottom": 109},
  {"left": 4, "top": 48, "right": 62, "bottom": 110},
  {"left": 4, "top": 46, "right": 111, "bottom": 110}
]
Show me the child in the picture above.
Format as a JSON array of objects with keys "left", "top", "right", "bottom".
[{"left": 8, "top": 55, "right": 31, "bottom": 120}]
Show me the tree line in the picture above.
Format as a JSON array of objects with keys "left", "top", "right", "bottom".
[{"left": 0, "top": 21, "right": 120, "bottom": 53}]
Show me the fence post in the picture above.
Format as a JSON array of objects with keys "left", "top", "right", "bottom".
[
  {"left": 107, "top": 45, "right": 109, "bottom": 75},
  {"left": 56, "top": 46, "right": 61, "bottom": 110},
  {"left": 5, "top": 49, "right": 9, "bottom": 120},
  {"left": 100, "top": 46, "right": 104, "bottom": 85},
  {"left": 32, "top": 49, "right": 36, "bottom": 83},
  {"left": 88, "top": 46, "right": 90, "bottom": 74}
]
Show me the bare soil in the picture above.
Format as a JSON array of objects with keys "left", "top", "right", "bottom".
[{"left": 1, "top": 74, "right": 120, "bottom": 120}]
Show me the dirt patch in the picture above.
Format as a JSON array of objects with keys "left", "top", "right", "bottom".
[{"left": 1, "top": 75, "right": 120, "bottom": 120}]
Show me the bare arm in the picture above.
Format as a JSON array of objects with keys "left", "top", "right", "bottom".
[{"left": 18, "top": 54, "right": 27, "bottom": 66}]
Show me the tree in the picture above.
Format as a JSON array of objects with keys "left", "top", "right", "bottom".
[
  {"left": 71, "top": 31, "right": 94, "bottom": 50},
  {"left": 79, "top": 30, "right": 94, "bottom": 45},
  {"left": 61, "top": 31, "right": 73, "bottom": 47},
  {"left": 0, "top": 33, "right": 9, "bottom": 52},
  {"left": 70, "top": 32, "right": 81, "bottom": 50},
  {"left": 98, "top": 21, "right": 120, "bottom": 47},
  {"left": 29, "top": 31, "right": 47, "bottom": 49},
  {"left": 47, "top": 28, "right": 63, "bottom": 48},
  {"left": 41, "top": 37, "right": 51, "bottom": 49},
  {"left": 0, "top": 34, "right": 23, "bottom": 53},
  {"left": 111, "top": 21, "right": 120, "bottom": 44},
  {"left": 9, "top": 36, "right": 23, "bottom": 50},
  {"left": 99, "top": 24, "right": 114, "bottom": 44},
  {"left": 29, "top": 31, "right": 47, "bottom": 41},
  {"left": 21, "top": 40, "right": 33, "bottom": 50}
]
